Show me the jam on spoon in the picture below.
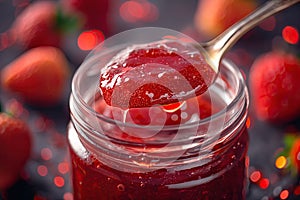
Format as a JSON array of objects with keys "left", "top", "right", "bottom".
[
  {"left": 99, "top": 39, "right": 215, "bottom": 108},
  {"left": 100, "top": 0, "right": 300, "bottom": 109}
]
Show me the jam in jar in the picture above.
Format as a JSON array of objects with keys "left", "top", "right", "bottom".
[{"left": 68, "top": 29, "right": 249, "bottom": 200}]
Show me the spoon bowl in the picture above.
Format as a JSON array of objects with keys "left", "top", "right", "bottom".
[{"left": 97, "top": 0, "right": 299, "bottom": 108}]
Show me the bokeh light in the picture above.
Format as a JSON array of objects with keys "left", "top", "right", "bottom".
[
  {"left": 246, "top": 117, "right": 251, "bottom": 129},
  {"left": 41, "top": 148, "right": 53, "bottom": 161},
  {"left": 119, "top": 0, "right": 158, "bottom": 23},
  {"left": 275, "top": 156, "right": 287, "bottom": 169},
  {"left": 282, "top": 26, "right": 299, "bottom": 44},
  {"left": 78, "top": 30, "right": 105, "bottom": 51},
  {"left": 63, "top": 192, "right": 74, "bottom": 200},
  {"left": 54, "top": 176, "right": 65, "bottom": 188},
  {"left": 250, "top": 170, "right": 262, "bottom": 183},
  {"left": 58, "top": 162, "right": 70, "bottom": 174},
  {"left": 37, "top": 165, "right": 48, "bottom": 177},
  {"left": 279, "top": 189, "right": 289, "bottom": 200},
  {"left": 259, "top": 178, "right": 270, "bottom": 189}
]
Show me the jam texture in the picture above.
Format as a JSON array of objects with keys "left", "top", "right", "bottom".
[
  {"left": 70, "top": 39, "right": 249, "bottom": 200},
  {"left": 99, "top": 40, "right": 215, "bottom": 108},
  {"left": 69, "top": 124, "right": 248, "bottom": 200},
  {"left": 68, "top": 96, "right": 248, "bottom": 200}
]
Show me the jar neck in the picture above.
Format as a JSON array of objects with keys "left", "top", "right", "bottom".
[{"left": 69, "top": 59, "right": 249, "bottom": 173}]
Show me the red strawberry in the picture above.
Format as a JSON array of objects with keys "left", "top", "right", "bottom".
[
  {"left": 249, "top": 52, "right": 300, "bottom": 122},
  {"left": 99, "top": 40, "right": 215, "bottom": 108},
  {"left": 61, "top": 0, "right": 110, "bottom": 34},
  {"left": 1, "top": 46, "right": 70, "bottom": 106},
  {"left": 194, "top": 0, "right": 256, "bottom": 37},
  {"left": 0, "top": 113, "right": 32, "bottom": 190},
  {"left": 290, "top": 138, "right": 300, "bottom": 173},
  {"left": 12, "top": 1, "right": 79, "bottom": 49}
]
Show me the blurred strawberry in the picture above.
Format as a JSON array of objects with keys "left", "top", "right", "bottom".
[
  {"left": 1, "top": 46, "right": 70, "bottom": 106},
  {"left": 276, "top": 134, "right": 300, "bottom": 175},
  {"left": 61, "top": 0, "right": 110, "bottom": 35},
  {"left": 194, "top": 0, "right": 257, "bottom": 37},
  {"left": 11, "top": 1, "right": 80, "bottom": 49},
  {"left": 290, "top": 138, "right": 300, "bottom": 173},
  {"left": 249, "top": 52, "right": 300, "bottom": 123},
  {"left": 0, "top": 113, "right": 32, "bottom": 190}
]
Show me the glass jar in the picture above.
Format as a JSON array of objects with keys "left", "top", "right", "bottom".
[
  {"left": 68, "top": 56, "right": 249, "bottom": 200},
  {"left": 68, "top": 28, "right": 249, "bottom": 200}
]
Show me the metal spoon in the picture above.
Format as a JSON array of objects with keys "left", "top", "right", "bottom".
[
  {"left": 200, "top": 0, "right": 300, "bottom": 74},
  {"left": 97, "top": 0, "right": 299, "bottom": 108}
]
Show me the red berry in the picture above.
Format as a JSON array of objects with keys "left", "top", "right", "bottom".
[
  {"left": 61, "top": 0, "right": 110, "bottom": 34},
  {"left": 290, "top": 139, "right": 300, "bottom": 172},
  {"left": 99, "top": 40, "right": 215, "bottom": 108},
  {"left": 194, "top": 0, "right": 256, "bottom": 37},
  {"left": 12, "top": 1, "right": 62, "bottom": 49},
  {"left": 1, "top": 47, "right": 70, "bottom": 106},
  {"left": 0, "top": 113, "right": 32, "bottom": 190},
  {"left": 249, "top": 52, "right": 300, "bottom": 122},
  {"left": 12, "top": 1, "right": 79, "bottom": 49}
]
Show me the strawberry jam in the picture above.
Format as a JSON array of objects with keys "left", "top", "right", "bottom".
[
  {"left": 68, "top": 121, "right": 248, "bottom": 200},
  {"left": 68, "top": 36, "right": 249, "bottom": 200},
  {"left": 99, "top": 39, "right": 215, "bottom": 108}
]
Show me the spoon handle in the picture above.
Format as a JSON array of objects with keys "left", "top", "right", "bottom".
[{"left": 202, "top": 0, "right": 300, "bottom": 67}]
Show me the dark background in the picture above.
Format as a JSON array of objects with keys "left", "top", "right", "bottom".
[{"left": 1, "top": 0, "right": 300, "bottom": 199}]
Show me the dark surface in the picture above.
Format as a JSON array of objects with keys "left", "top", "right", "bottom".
[{"left": 1, "top": 0, "right": 300, "bottom": 199}]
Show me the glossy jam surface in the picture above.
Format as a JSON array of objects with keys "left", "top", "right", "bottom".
[
  {"left": 70, "top": 38, "right": 248, "bottom": 199},
  {"left": 68, "top": 96, "right": 249, "bottom": 200},
  {"left": 99, "top": 40, "right": 215, "bottom": 108}
]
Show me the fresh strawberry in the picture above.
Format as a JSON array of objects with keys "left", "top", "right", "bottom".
[
  {"left": 249, "top": 52, "right": 300, "bottom": 122},
  {"left": 61, "top": 0, "right": 110, "bottom": 34},
  {"left": 99, "top": 40, "right": 215, "bottom": 108},
  {"left": 0, "top": 113, "right": 32, "bottom": 190},
  {"left": 194, "top": 0, "right": 256, "bottom": 37},
  {"left": 11, "top": 1, "right": 79, "bottom": 49},
  {"left": 1, "top": 46, "right": 70, "bottom": 106}
]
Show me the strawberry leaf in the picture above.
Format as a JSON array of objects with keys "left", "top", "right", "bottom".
[
  {"left": 55, "top": 7, "right": 82, "bottom": 34},
  {"left": 284, "top": 134, "right": 298, "bottom": 153}
]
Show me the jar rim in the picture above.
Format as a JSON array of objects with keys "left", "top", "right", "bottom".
[{"left": 71, "top": 58, "right": 248, "bottom": 131}]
